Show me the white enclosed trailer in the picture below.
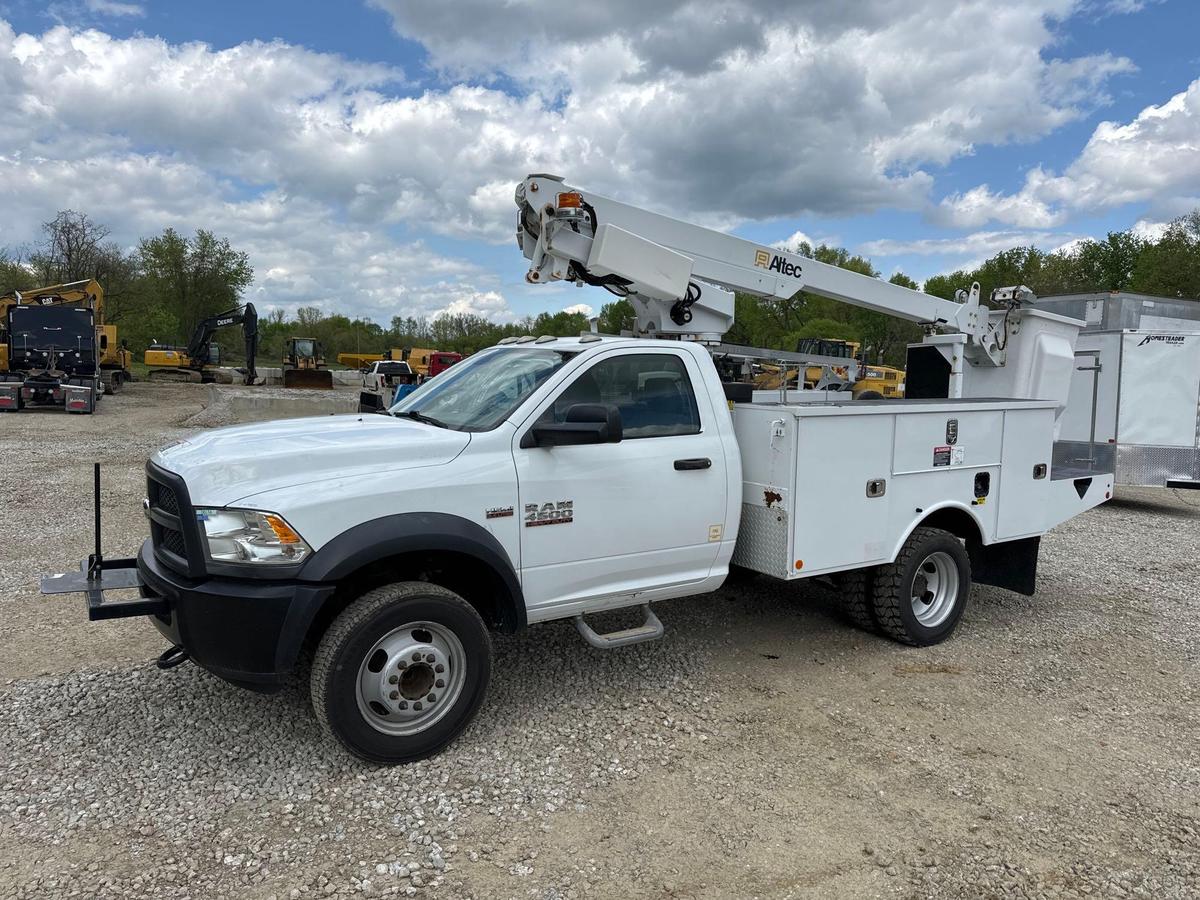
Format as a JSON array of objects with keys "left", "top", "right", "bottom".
[{"left": 1041, "top": 292, "right": 1200, "bottom": 489}]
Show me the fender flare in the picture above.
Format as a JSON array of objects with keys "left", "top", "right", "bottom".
[
  {"left": 274, "top": 513, "right": 525, "bottom": 673},
  {"left": 889, "top": 501, "right": 984, "bottom": 562}
]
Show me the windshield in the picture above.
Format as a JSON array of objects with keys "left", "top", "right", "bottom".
[
  {"left": 293, "top": 339, "right": 316, "bottom": 356},
  {"left": 390, "top": 347, "right": 576, "bottom": 431},
  {"left": 796, "top": 338, "right": 853, "bottom": 358}
]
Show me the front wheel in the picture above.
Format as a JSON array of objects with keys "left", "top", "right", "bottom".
[
  {"left": 311, "top": 582, "right": 492, "bottom": 764},
  {"left": 872, "top": 527, "right": 971, "bottom": 646}
]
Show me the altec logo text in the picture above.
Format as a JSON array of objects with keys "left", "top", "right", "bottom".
[
  {"left": 754, "top": 249, "right": 803, "bottom": 278},
  {"left": 1137, "top": 334, "right": 1186, "bottom": 347}
]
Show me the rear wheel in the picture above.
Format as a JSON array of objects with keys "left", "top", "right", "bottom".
[
  {"left": 832, "top": 567, "right": 877, "bottom": 633},
  {"left": 311, "top": 582, "right": 491, "bottom": 764},
  {"left": 872, "top": 527, "right": 971, "bottom": 646}
]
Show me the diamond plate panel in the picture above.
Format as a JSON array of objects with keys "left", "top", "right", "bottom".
[
  {"left": 1052, "top": 440, "right": 1115, "bottom": 475},
  {"left": 1115, "top": 444, "right": 1200, "bottom": 487},
  {"left": 731, "top": 502, "right": 790, "bottom": 578}
]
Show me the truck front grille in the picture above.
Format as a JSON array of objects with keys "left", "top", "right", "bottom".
[
  {"left": 156, "top": 483, "right": 180, "bottom": 515},
  {"left": 146, "top": 464, "right": 203, "bottom": 578},
  {"left": 159, "top": 526, "right": 187, "bottom": 558}
]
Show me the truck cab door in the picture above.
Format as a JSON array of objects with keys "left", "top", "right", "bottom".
[{"left": 514, "top": 348, "right": 728, "bottom": 619}]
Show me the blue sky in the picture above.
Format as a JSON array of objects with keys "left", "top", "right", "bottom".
[{"left": 0, "top": 0, "right": 1197, "bottom": 324}]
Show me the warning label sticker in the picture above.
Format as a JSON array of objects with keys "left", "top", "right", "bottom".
[{"left": 933, "top": 445, "right": 951, "bottom": 467}]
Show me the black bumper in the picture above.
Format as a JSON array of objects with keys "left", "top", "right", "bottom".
[{"left": 136, "top": 540, "right": 335, "bottom": 691}]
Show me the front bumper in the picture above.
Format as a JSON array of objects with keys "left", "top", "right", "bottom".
[{"left": 44, "top": 539, "right": 334, "bottom": 692}]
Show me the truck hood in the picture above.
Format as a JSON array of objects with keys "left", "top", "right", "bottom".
[{"left": 152, "top": 414, "right": 471, "bottom": 507}]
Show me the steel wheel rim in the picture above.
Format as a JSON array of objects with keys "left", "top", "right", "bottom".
[
  {"left": 910, "top": 551, "right": 959, "bottom": 627},
  {"left": 355, "top": 621, "right": 466, "bottom": 736}
]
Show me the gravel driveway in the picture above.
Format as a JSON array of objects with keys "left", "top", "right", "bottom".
[{"left": 1, "top": 383, "right": 1197, "bottom": 898}]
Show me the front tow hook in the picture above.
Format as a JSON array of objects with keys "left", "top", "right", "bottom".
[{"left": 156, "top": 645, "right": 190, "bottom": 670}]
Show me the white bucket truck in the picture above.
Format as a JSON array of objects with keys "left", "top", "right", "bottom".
[{"left": 42, "top": 175, "right": 1111, "bottom": 764}]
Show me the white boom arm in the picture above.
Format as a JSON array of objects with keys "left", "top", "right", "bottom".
[{"left": 515, "top": 174, "right": 1013, "bottom": 366}]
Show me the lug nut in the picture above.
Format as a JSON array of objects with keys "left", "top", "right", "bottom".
[
  {"left": 413, "top": 702, "right": 423, "bottom": 711},
  {"left": 435, "top": 678, "right": 444, "bottom": 688},
  {"left": 412, "top": 651, "right": 422, "bottom": 661},
  {"left": 426, "top": 693, "right": 436, "bottom": 702},
  {"left": 389, "top": 691, "right": 399, "bottom": 700},
  {"left": 434, "top": 664, "right": 445, "bottom": 673},
  {"left": 398, "top": 701, "right": 408, "bottom": 710},
  {"left": 425, "top": 653, "right": 435, "bottom": 663},
  {"left": 397, "top": 660, "right": 408, "bottom": 669},
  {"left": 388, "top": 674, "right": 398, "bottom": 684}
]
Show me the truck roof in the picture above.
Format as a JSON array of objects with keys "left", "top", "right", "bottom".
[{"left": 492, "top": 334, "right": 708, "bottom": 354}]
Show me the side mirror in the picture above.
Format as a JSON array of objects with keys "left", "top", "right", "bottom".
[{"left": 523, "top": 403, "right": 622, "bottom": 448}]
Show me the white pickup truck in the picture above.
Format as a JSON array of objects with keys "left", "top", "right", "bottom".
[
  {"left": 43, "top": 176, "right": 1112, "bottom": 764},
  {"left": 358, "top": 359, "right": 418, "bottom": 413}
]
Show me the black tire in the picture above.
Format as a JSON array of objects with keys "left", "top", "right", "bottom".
[
  {"left": 872, "top": 527, "right": 971, "bottom": 646},
  {"left": 856, "top": 390, "right": 885, "bottom": 400},
  {"left": 832, "top": 567, "right": 877, "bottom": 633},
  {"left": 311, "top": 582, "right": 492, "bottom": 764}
]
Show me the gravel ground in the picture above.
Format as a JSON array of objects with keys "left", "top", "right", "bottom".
[{"left": 1, "top": 381, "right": 1198, "bottom": 899}]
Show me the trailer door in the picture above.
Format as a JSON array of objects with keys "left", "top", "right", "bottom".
[{"left": 1117, "top": 332, "right": 1200, "bottom": 447}]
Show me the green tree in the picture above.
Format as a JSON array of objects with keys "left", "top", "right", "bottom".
[
  {"left": 1072, "top": 231, "right": 1146, "bottom": 292},
  {"left": 596, "top": 297, "right": 635, "bottom": 335},
  {"left": 137, "top": 228, "right": 254, "bottom": 342},
  {"left": 0, "top": 250, "right": 37, "bottom": 294},
  {"left": 1129, "top": 212, "right": 1200, "bottom": 298}
]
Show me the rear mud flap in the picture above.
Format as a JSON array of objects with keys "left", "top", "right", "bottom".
[{"left": 968, "top": 536, "right": 1040, "bottom": 597}]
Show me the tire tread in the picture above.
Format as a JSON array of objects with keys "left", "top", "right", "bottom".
[
  {"left": 872, "top": 527, "right": 968, "bottom": 646},
  {"left": 834, "top": 568, "right": 877, "bottom": 633}
]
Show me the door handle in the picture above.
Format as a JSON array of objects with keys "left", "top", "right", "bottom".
[{"left": 674, "top": 457, "right": 712, "bottom": 470}]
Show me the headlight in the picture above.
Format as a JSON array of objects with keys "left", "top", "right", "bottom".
[{"left": 194, "top": 508, "right": 312, "bottom": 566}]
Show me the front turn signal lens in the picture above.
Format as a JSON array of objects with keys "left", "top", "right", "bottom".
[{"left": 264, "top": 514, "right": 304, "bottom": 545}]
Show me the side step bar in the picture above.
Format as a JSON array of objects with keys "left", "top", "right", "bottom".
[{"left": 574, "top": 604, "right": 664, "bottom": 649}]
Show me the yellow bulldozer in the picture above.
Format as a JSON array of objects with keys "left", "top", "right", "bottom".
[
  {"left": 0, "top": 279, "right": 132, "bottom": 394},
  {"left": 282, "top": 337, "right": 333, "bottom": 389}
]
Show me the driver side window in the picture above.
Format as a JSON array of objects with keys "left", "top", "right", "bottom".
[{"left": 541, "top": 353, "right": 701, "bottom": 439}]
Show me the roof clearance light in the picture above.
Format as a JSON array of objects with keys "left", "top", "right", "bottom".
[{"left": 557, "top": 192, "right": 583, "bottom": 209}]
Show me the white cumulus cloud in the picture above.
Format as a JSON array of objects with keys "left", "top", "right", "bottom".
[
  {"left": 0, "top": 2, "right": 1183, "bottom": 323},
  {"left": 937, "top": 77, "right": 1200, "bottom": 229}
]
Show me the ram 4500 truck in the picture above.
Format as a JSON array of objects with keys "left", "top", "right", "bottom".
[{"left": 43, "top": 175, "right": 1112, "bottom": 764}]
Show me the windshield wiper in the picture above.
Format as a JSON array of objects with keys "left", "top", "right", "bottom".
[{"left": 400, "top": 408, "right": 450, "bottom": 429}]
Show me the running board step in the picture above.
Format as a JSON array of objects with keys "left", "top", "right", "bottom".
[{"left": 573, "top": 605, "right": 664, "bottom": 649}]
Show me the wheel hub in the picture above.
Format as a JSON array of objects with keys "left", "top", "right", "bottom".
[
  {"left": 909, "top": 551, "right": 958, "bottom": 628},
  {"left": 356, "top": 622, "right": 464, "bottom": 736}
]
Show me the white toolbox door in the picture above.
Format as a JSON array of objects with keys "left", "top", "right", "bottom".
[
  {"left": 1118, "top": 333, "right": 1200, "bottom": 446},
  {"left": 791, "top": 413, "right": 894, "bottom": 574}
]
